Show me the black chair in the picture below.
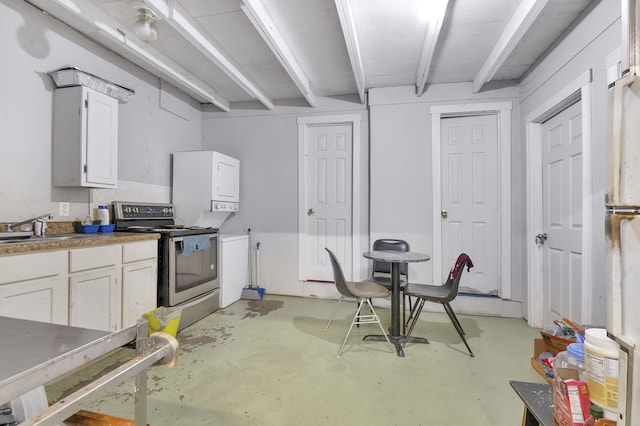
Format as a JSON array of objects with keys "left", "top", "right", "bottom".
[
  {"left": 371, "top": 239, "right": 411, "bottom": 332},
  {"left": 324, "top": 248, "right": 394, "bottom": 357},
  {"left": 404, "top": 253, "right": 475, "bottom": 357}
]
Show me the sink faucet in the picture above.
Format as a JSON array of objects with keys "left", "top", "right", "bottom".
[{"left": 5, "top": 213, "right": 53, "bottom": 232}]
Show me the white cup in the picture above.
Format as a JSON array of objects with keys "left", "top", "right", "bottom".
[{"left": 34, "top": 221, "right": 43, "bottom": 236}]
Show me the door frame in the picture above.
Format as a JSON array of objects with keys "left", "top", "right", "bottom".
[
  {"left": 525, "top": 69, "right": 593, "bottom": 328},
  {"left": 297, "top": 114, "right": 362, "bottom": 282},
  {"left": 431, "top": 102, "right": 512, "bottom": 297}
]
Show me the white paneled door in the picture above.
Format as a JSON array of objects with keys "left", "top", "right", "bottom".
[
  {"left": 541, "top": 100, "right": 583, "bottom": 326},
  {"left": 441, "top": 114, "right": 499, "bottom": 294},
  {"left": 304, "top": 123, "right": 353, "bottom": 281}
]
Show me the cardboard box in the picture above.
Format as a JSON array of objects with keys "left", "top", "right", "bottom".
[
  {"left": 531, "top": 338, "right": 559, "bottom": 384},
  {"left": 553, "top": 368, "right": 591, "bottom": 426},
  {"left": 541, "top": 330, "right": 577, "bottom": 352}
]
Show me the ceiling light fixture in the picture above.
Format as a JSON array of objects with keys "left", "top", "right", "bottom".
[{"left": 133, "top": 8, "right": 158, "bottom": 42}]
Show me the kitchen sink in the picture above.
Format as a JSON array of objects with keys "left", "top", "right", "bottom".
[{"left": 0, "top": 234, "right": 98, "bottom": 244}]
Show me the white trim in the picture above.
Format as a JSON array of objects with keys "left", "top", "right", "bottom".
[
  {"left": 297, "top": 114, "right": 362, "bottom": 282},
  {"left": 430, "top": 101, "right": 512, "bottom": 297},
  {"left": 525, "top": 69, "right": 593, "bottom": 328}
]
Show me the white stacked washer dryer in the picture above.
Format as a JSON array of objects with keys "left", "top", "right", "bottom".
[
  {"left": 172, "top": 150, "right": 247, "bottom": 310},
  {"left": 172, "top": 150, "right": 240, "bottom": 229}
]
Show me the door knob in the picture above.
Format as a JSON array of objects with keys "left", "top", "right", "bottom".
[
  {"left": 535, "top": 233, "right": 548, "bottom": 245},
  {"left": 307, "top": 208, "right": 315, "bottom": 216},
  {"left": 441, "top": 210, "right": 448, "bottom": 218}
]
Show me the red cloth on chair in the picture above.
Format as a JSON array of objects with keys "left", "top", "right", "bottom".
[{"left": 450, "top": 253, "right": 474, "bottom": 279}]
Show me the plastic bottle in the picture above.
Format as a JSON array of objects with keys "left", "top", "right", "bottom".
[
  {"left": 553, "top": 341, "right": 586, "bottom": 381},
  {"left": 584, "top": 328, "right": 619, "bottom": 420},
  {"left": 97, "top": 205, "right": 110, "bottom": 225},
  {"left": 584, "top": 403, "right": 604, "bottom": 426}
]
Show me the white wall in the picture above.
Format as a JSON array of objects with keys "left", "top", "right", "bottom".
[
  {"left": 201, "top": 97, "right": 367, "bottom": 297},
  {"left": 518, "top": 0, "right": 621, "bottom": 326},
  {"left": 0, "top": 0, "right": 202, "bottom": 223},
  {"left": 368, "top": 84, "right": 522, "bottom": 304},
  {"left": 363, "top": 0, "right": 621, "bottom": 324}
]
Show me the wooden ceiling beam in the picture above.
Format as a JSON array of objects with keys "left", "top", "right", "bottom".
[
  {"left": 335, "top": 0, "right": 366, "bottom": 104},
  {"left": 472, "top": 0, "right": 549, "bottom": 93}
]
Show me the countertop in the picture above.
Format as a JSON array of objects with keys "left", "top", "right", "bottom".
[{"left": 0, "top": 232, "right": 160, "bottom": 255}]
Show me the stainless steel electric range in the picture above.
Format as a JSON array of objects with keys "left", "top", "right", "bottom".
[{"left": 112, "top": 201, "right": 219, "bottom": 331}]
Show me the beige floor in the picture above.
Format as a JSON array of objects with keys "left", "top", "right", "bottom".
[{"left": 48, "top": 294, "right": 547, "bottom": 425}]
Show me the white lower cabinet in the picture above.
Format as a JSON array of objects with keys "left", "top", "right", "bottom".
[
  {"left": 0, "top": 239, "right": 157, "bottom": 331},
  {"left": 0, "top": 251, "right": 68, "bottom": 325},
  {"left": 220, "top": 234, "right": 249, "bottom": 308},
  {"left": 69, "top": 267, "right": 119, "bottom": 331},
  {"left": 122, "top": 241, "right": 158, "bottom": 327},
  {"left": 69, "top": 245, "right": 120, "bottom": 331}
]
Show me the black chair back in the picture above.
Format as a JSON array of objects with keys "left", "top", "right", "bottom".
[{"left": 372, "top": 239, "right": 409, "bottom": 276}]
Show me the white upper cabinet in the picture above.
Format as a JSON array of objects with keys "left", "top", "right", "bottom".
[{"left": 53, "top": 86, "right": 118, "bottom": 188}]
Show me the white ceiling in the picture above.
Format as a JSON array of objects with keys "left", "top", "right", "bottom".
[{"left": 25, "top": 0, "right": 594, "bottom": 111}]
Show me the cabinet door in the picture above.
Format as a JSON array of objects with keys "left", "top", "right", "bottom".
[
  {"left": 69, "top": 267, "right": 120, "bottom": 331},
  {"left": 211, "top": 151, "right": 240, "bottom": 202},
  {"left": 0, "top": 277, "right": 68, "bottom": 325},
  {"left": 122, "top": 260, "right": 157, "bottom": 328},
  {"left": 0, "top": 251, "right": 67, "bottom": 325},
  {"left": 85, "top": 88, "right": 118, "bottom": 187},
  {"left": 53, "top": 86, "right": 118, "bottom": 188}
]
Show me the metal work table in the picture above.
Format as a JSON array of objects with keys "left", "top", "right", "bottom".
[{"left": 0, "top": 316, "right": 178, "bottom": 425}]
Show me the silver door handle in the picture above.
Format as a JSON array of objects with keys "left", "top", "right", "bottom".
[
  {"left": 535, "top": 233, "right": 548, "bottom": 245},
  {"left": 441, "top": 210, "right": 448, "bottom": 218},
  {"left": 307, "top": 208, "right": 315, "bottom": 216}
]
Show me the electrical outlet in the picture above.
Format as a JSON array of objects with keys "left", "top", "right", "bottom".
[{"left": 59, "top": 202, "right": 70, "bottom": 217}]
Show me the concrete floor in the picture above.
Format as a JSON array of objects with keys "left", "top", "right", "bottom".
[{"left": 48, "top": 294, "right": 546, "bottom": 425}]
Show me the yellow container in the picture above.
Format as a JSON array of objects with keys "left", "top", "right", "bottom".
[
  {"left": 143, "top": 307, "right": 182, "bottom": 337},
  {"left": 584, "top": 328, "right": 619, "bottom": 420}
]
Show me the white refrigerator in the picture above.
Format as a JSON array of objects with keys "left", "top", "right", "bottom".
[{"left": 605, "top": 3, "right": 640, "bottom": 421}]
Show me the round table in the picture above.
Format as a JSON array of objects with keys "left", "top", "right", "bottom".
[{"left": 363, "top": 250, "right": 430, "bottom": 357}]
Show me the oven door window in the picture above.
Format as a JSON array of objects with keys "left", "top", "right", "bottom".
[{"left": 170, "top": 235, "right": 218, "bottom": 300}]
